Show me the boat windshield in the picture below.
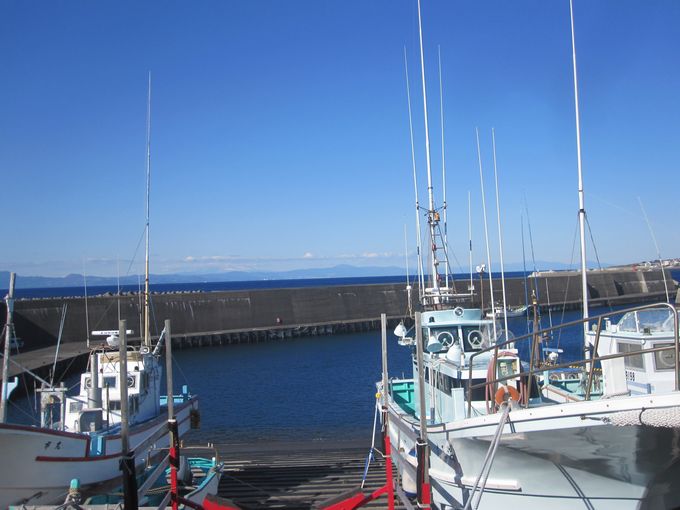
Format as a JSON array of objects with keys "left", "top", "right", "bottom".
[{"left": 617, "top": 308, "right": 675, "bottom": 333}]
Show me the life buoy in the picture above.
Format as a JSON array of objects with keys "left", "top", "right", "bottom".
[{"left": 495, "top": 385, "right": 520, "bottom": 406}]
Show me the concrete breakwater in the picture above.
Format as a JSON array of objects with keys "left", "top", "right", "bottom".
[{"left": 4, "top": 268, "right": 674, "bottom": 352}]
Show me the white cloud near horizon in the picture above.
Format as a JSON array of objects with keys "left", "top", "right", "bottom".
[{"left": 0, "top": 250, "right": 409, "bottom": 278}]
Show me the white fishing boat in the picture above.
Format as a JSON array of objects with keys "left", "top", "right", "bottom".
[
  {"left": 0, "top": 334, "right": 198, "bottom": 509},
  {"left": 0, "top": 75, "right": 199, "bottom": 510},
  {"left": 379, "top": 1, "right": 680, "bottom": 509},
  {"left": 485, "top": 305, "right": 528, "bottom": 319}
]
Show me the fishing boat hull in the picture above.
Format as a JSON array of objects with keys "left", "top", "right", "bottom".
[
  {"left": 387, "top": 388, "right": 680, "bottom": 509},
  {"left": 0, "top": 397, "right": 197, "bottom": 509}
]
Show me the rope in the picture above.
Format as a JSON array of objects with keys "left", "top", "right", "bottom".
[
  {"left": 585, "top": 215, "right": 614, "bottom": 314},
  {"left": 555, "top": 218, "right": 580, "bottom": 352},
  {"left": 362, "top": 397, "right": 381, "bottom": 488}
]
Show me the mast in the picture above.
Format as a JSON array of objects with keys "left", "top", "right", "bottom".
[
  {"left": 569, "top": 0, "right": 589, "bottom": 335},
  {"left": 475, "top": 129, "right": 498, "bottom": 339},
  {"left": 144, "top": 72, "right": 152, "bottom": 349},
  {"left": 0, "top": 272, "right": 16, "bottom": 423},
  {"left": 403, "top": 48, "right": 426, "bottom": 303},
  {"left": 83, "top": 263, "right": 90, "bottom": 348},
  {"left": 438, "top": 46, "right": 450, "bottom": 289},
  {"left": 416, "top": 0, "right": 439, "bottom": 294},
  {"left": 468, "top": 191, "right": 473, "bottom": 293},
  {"left": 491, "top": 129, "right": 509, "bottom": 337}
]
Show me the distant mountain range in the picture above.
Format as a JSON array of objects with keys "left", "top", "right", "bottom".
[
  {"left": 0, "top": 260, "right": 619, "bottom": 290},
  {"left": 0, "top": 265, "right": 405, "bottom": 289}
]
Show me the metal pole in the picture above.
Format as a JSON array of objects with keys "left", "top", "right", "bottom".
[
  {"left": 403, "top": 47, "right": 426, "bottom": 304},
  {"left": 381, "top": 314, "right": 389, "bottom": 405},
  {"left": 168, "top": 418, "right": 180, "bottom": 510},
  {"left": 585, "top": 316, "right": 603, "bottom": 400},
  {"left": 144, "top": 72, "right": 152, "bottom": 350},
  {"left": 438, "top": 46, "right": 450, "bottom": 289},
  {"left": 476, "top": 128, "right": 498, "bottom": 339},
  {"left": 414, "top": 312, "right": 431, "bottom": 507},
  {"left": 416, "top": 0, "right": 439, "bottom": 292},
  {"left": 492, "top": 129, "right": 510, "bottom": 338},
  {"left": 118, "top": 319, "right": 139, "bottom": 510},
  {"left": 0, "top": 272, "right": 16, "bottom": 423},
  {"left": 165, "top": 319, "right": 174, "bottom": 419},
  {"left": 569, "top": 0, "right": 589, "bottom": 337},
  {"left": 380, "top": 314, "right": 395, "bottom": 509},
  {"left": 119, "top": 320, "right": 130, "bottom": 454}
]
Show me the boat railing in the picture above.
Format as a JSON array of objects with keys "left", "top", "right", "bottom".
[{"left": 465, "top": 302, "right": 679, "bottom": 417}]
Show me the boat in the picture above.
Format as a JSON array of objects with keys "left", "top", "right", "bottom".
[
  {"left": 485, "top": 305, "right": 528, "bottom": 319},
  {"left": 0, "top": 309, "right": 198, "bottom": 509},
  {"left": 0, "top": 76, "right": 199, "bottom": 509},
  {"left": 379, "top": 1, "right": 680, "bottom": 509},
  {"left": 84, "top": 452, "right": 224, "bottom": 508}
]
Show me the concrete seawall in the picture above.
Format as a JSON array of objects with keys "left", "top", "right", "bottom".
[{"left": 5, "top": 268, "right": 675, "bottom": 352}]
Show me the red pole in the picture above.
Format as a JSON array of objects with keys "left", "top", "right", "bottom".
[
  {"left": 169, "top": 418, "right": 179, "bottom": 510},
  {"left": 383, "top": 425, "right": 395, "bottom": 510}
]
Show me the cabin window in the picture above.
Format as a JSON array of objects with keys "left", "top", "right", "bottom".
[
  {"left": 109, "top": 400, "right": 121, "bottom": 411},
  {"left": 462, "top": 326, "right": 485, "bottom": 351},
  {"left": 653, "top": 343, "right": 675, "bottom": 371},
  {"left": 70, "top": 401, "right": 83, "bottom": 413},
  {"left": 618, "top": 342, "right": 644, "bottom": 370},
  {"left": 638, "top": 309, "right": 673, "bottom": 333},
  {"left": 617, "top": 313, "right": 638, "bottom": 332},
  {"left": 103, "top": 376, "right": 117, "bottom": 388}
]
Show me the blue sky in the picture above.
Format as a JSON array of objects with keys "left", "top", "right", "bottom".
[{"left": 1, "top": 1, "right": 678, "bottom": 277}]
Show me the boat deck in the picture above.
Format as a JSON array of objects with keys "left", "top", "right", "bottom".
[{"left": 206, "top": 441, "right": 404, "bottom": 509}]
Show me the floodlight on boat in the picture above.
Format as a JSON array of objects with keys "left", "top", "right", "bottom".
[
  {"left": 393, "top": 321, "right": 408, "bottom": 338},
  {"left": 426, "top": 333, "right": 443, "bottom": 353}
]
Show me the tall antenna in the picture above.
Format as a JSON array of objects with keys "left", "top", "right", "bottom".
[
  {"left": 116, "top": 258, "right": 121, "bottom": 323},
  {"left": 438, "top": 45, "right": 450, "bottom": 288},
  {"left": 416, "top": 0, "right": 439, "bottom": 293},
  {"left": 83, "top": 261, "right": 90, "bottom": 348},
  {"left": 637, "top": 196, "right": 670, "bottom": 302},
  {"left": 520, "top": 214, "right": 530, "bottom": 334},
  {"left": 491, "top": 129, "right": 509, "bottom": 337},
  {"left": 144, "top": 71, "right": 152, "bottom": 348},
  {"left": 468, "top": 191, "right": 473, "bottom": 293},
  {"left": 403, "top": 47, "right": 426, "bottom": 302},
  {"left": 404, "top": 224, "right": 413, "bottom": 317},
  {"left": 0, "top": 272, "right": 16, "bottom": 423},
  {"left": 475, "top": 128, "right": 498, "bottom": 339},
  {"left": 569, "top": 0, "right": 589, "bottom": 336}
]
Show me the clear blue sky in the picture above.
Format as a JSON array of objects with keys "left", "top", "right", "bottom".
[{"left": 1, "top": 1, "right": 678, "bottom": 277}]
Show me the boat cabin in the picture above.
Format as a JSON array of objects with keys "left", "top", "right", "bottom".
[{"left": 591, "top": 308, "right": 678, "bottom": 396}]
